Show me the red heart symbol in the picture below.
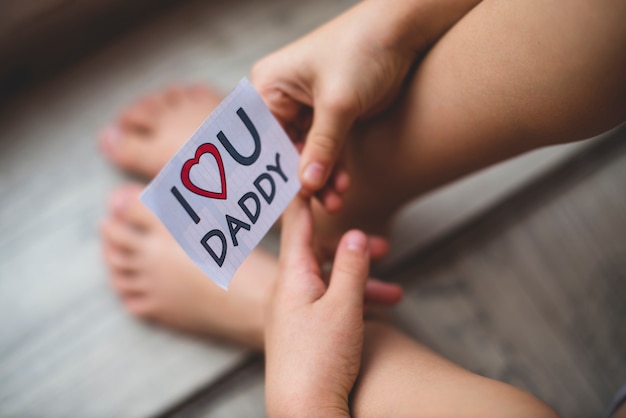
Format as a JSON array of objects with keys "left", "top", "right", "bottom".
[{"left": 181, "top": 143, "right": 227, "bottom": 200}]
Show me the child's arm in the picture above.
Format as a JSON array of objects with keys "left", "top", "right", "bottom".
[{"left": 252, "top": 0, "right": 481, "bottom": 207}]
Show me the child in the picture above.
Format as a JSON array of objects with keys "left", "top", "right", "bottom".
[{"left": 100, "top": 0, "right": 626, "bottom": 415}]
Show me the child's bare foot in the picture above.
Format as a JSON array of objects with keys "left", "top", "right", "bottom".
[
  {"left": 100, "top": 85, "right": 223, "bottom": 178},
  {"left": 100, "top": 184, "right": 275, "bottom": 349}
]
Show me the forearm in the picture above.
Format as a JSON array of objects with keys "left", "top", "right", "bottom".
[
  {"left": 267, "top": 397, "right": 350, "bottom": 418},
  {"left": 368, "top": 0, "right": 482, "bottom": 53},
  {"left": 266, "top": 369, "right": 352, "bottom": 418}
]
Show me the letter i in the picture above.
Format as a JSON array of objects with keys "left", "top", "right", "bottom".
[{"left": 171, "top": 186, "right": 201, "bottom": 224}]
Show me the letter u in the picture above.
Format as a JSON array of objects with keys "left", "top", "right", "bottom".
[{"left": 217, "top": 107, "right": 261, "bottom": 166}]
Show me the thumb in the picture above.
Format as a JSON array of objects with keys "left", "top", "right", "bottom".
[
  {"left": 325, "top": 230, "right": 370, "bottom": 311},
  {"left": 300, "top": 104, "right": 355, "bottom": 191}
]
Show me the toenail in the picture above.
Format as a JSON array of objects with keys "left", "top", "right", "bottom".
[
  {"left": 102, "top": 126, "right": 121, "bottom": 149},
  {"left": 112, "top": 192, "right": 130, "bottom": 213}
]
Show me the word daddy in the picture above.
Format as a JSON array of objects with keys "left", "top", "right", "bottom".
[{"left": 141, "top": 78, "right": 300, "bottom": 289}]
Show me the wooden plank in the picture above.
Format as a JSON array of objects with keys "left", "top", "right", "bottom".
[
  {"left": 384, "top": 137, "right": 599, "bottom": 266},
  {"left": 166, "top": 357, "right": 266, "bottom": 418}
]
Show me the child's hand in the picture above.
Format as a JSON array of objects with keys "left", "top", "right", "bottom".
[
  {"left": 252, "top": 1, "right": 417, "bottom": 211},
  {"left": 265, "top": 196, "right": 384, "bottom": 417},
  {"left": 253, "top": 0, "right": 481, "bottom": 212}
]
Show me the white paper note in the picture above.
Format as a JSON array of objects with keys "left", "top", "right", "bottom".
[{"left": 141, "top": 78, "right": 300, "bottom": 289}]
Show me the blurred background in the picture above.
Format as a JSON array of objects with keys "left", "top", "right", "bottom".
[{"left": 0, "top": 0, "right": 624, "bottom": 417}]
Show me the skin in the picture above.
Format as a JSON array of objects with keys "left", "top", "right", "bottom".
[
  {"left": 265, "top": 197, "right": 559, "bottom": 418},
  {"left": 260, "top": 0, "right": 625, "bottom": 415},
  {"left": 100, "top": 88, "right": 402, "bottom": 350},
  {"left": 352, "top": 321, "right": 560, "bottom": 418},
  {"left": 309, "top": 0, "right": 626, "bottom": 249},
  {"left": 252, "top": 0, "right": 482, "bottom": 209},
  {"left": 265, "top": 196, "right": 371, "bottom": 417},
  {"left": 101, "top": 184, "right": 559, "bottom": 417},
  {"left": 100, "top": 0, "right": 626, "bottom": 415},
  {"left": 100, "top": 84, "right": 225, "bottom": 179}
]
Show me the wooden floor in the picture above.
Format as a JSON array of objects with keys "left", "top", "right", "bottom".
[{"left": 0, "top": 1, "right": 624, "bottom": 417}]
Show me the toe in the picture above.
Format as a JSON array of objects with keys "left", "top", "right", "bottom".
[
  {"left": 118, "top": 91, "right": 167, "bottom": 131},
  {"left": 119, "top": 106, "right": 154, "bottom": 132},
  {"left": 100, "top": 123, "right": 161, "bottom": 177},
  {"left": 100, "top": 217, "right": 142, "bottom": 253},
  {"left": 137, "top": 95, "right": 166, "bottom": 116},
  {"left": 188, "top": 84, "right": 223, "bottom": 105},
  {"left": 124, "top": 196, "right": 159, "bottom": 231},
  {"left": 108, "top": 184, "right": 159, "bottom": 230},
  {"left": 188, "top": 84, "right": 211, "bottom": 97},
  {"left": 100, "top": 92, "right": 171, "bottom": 177},
  {"left": 115, "top": 131, "right": 162, "bottom": 177},
  {"left": 100, "top": 84, "right": 225, "bottom": 178},
  {"left": 164, "top": 85, "right": 184, "bottom": 105},
  {"left": 123, "top": 295, "right": 155, "bottom": 318},
  {"left": 108, "top": 185, "right": 139, "bottom": 216},
  {"left": 99, "top": 125, "right": 122, "bottom": 158},
  {"left": 110, "top": 272, "right": 144, "bottom": 295},
  {"left": 103, "top": 243, "right": 138, "bottom": 272}
]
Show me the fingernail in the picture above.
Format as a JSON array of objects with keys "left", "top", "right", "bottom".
[
  {"left": 303, "top": 162, "right": 325, "bottom": 186},
  {"left": 345, "top": 230, "right": 367, "bottom": 253}
]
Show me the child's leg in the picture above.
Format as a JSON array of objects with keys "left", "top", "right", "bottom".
[
  {"left": 100, "top": 193, "right": 557, "bottom": 416},
  {"left": 100, "top": 184, "right": 399, "bottom": 345},
  {"left": 100, "top": 193, "right": 558, "bottom": 416},
  {"left": 351, "top": 321, "right": 559, "bottom": 418},
  {"left": 101, "top": 184, "right": 274, "bottom": 349},
  {"left": 314, "top": 0, "right": 626, "bottom": 244}
]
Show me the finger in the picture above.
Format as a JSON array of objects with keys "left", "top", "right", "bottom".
[
  {"left": 317, "top": 188, "right": 343, "bottom": 213},
  {"left": 333, "top": 168, "right": 350, "bottom": 194},
  {"left": 325, "top": 229, "right": 370, "bottom": 310},
  {"left": 300, "top": 105, "right": 355, "bottom": 191},
  {"left": 313, "top": 162, "right": 350, "bottom": 212},
  {"left": 369, "top": 236, "right": 390, "bottom": 261},
  {"left": 278, "top": 196, "right": 324, "bottom": 301},
  {"left": 279, "top": 196, "right": 313, "bottom": 268},
  {"left": 364, "top": 279, "right": 403, "bottom": 305}
]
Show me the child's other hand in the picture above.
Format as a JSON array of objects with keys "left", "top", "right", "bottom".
[{"left": 265, "top": 196, "right": 398, "bottom": 417}]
